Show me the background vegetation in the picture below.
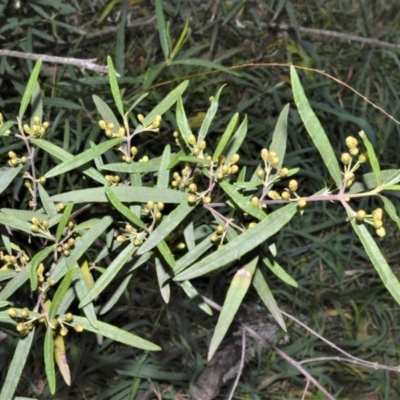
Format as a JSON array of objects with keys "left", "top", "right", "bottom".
[{"left": 1, "top": 0, "right": 400, "bottom": 399}]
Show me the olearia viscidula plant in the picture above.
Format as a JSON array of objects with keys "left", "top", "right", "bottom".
[{"left": 0, "top": 57, "right": 400, "bottom": 398}]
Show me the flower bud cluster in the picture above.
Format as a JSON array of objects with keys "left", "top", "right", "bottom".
[
  {"left": 0, "top": 251, "right": 29, "bottom": 272},
  {"left": 22, "top": 116, "right": 49, "bottom": 138},
  {"left": 8, "top": 151, "right": 28, "bottom": 167},
  {"left": 340, "top": 136, "right": 368, "bottom": 188},
  {"left": 105, "top": 174, "right": 121, "bottom": 185},
  {"left": 355, "top": 207, "right": 386, "bottom": 237},
  {"left": 137, "top": 114, "right": 162, "bottom": 132},
  {"left": 31, "top": 216, "right": 51, "bottom": 235},
  {"left": 210, "top": 224, "right": 226, "bottom": 248},
  {"left": 116, "top": 220, "right": 150, "bottom": 246},
  {"left": 98, "top": 120, "right": 125, "bottom": 138},
  {"left": 214, "top": 153, "right": 240, "bottom": 181},
  {"left": 8, "top": 307, "right": 34, "bottom": 336},
  {"left": 57, "top": 237, "right": 76, "bottom": 257}
]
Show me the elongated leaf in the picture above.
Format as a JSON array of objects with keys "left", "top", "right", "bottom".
[
  {"left": 290, "top": 65, "right": 342, "bottom": 188},
  {"left": 137, "top": 202, "right": 195, "bottom": 255},
  {"left": 100, "top": 273, "right": 132, "bottom": 315},
  {"left": 93, "top": 95, "right": 120, "bottom": 130},
  {"left": 141, "top": 80, "right": 189, "bottom": 128},
  {"left": 358, "top": 130, "right": 381, "bottom": 186},
  {"left": 54, "top": 334, "right": 71, "bottom": 386},
  {"left": 49, "top": 265, "right": 77, "bottom": 320},
  {"left": 29, "top": 245, "right": 54, "bottom": 290},
  {"left": 157, "top": 145, "right": 171, "bottom": 189},
  {"left": 269, "top": 103, "right": 290, "bottom": 172},
  {"left": 379, "top": 195, "right": 400, "bottom": 230},
  {"left": 107, "top": 56, "right": 124, "bottom": 118},
  {"left": 253, "top": 267, "right": 286, "bottom": 331},
  {"left": 155, "top": 257, "right": 170, "bottom": 303},
  {"left": 351, "top": 218, "right": 400, "bottom": 306},
  {"left": 0, "top": 268, "right": 29, "bottom": 301},
  {"left": 19, "top": 58, "right": 42, "bottom": 118},
  {"left": 71, "top": 315, "right": 161, "bottom": 351},
  {"left": 155, "top": 0, "right": 170, "bottom": 60},
  {"left": 212, "top": 113, "right": 239, "bottom": 162},
  {"left": 55, "top": 202, "right": 74, "bottom": 242},
  {"left": 219, "top": 180, "right": 267, "bottom": 221},
  {"left": 79, "top": 243, "right": 137, "bottom": 307},
  {"left": 198, "top": 85, "right": 226, "bottom": 142},
  {"left": 101, "top": 158, "right": 161, "bottom": 173},
  {"left": 44, "top": 328, "right": 56, "bottom": 394},
  {"left": 208, "top": 256, "right": 258, "bottom": 360},
  {"left": 262, "top": 257, "right": 298, "bottom": 287},
  {"left": 180, "top": 280, "right": 212, "bottom": 315},
  {"left": 0, "top": 211, "right": 49, "bottom": 239},
  {"left": 0, "top": 327, "right": 35, "bottom": 400},
  {"left": 0, "top": 165, "right": 23, "bottom": 195},
  {"left": 105, "top": 186, "right": 146, "bottom": 229},
  {"left": 176, "top": 95, "right": 192, "bottom": 147},
  {"left": 174, "top": 203, "right": 297, "bottom": 280},
  {"left": 225, "top": 115, "right": 248, "bottom": 161},
  {"left": 45, "top": 138, "right": 122, "bottom": 178}
]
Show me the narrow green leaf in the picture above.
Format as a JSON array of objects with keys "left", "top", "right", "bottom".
[
  {"left": 208, "top": 256, "right": 258, "bottom": 360},
  {"left": 359, "top": 130, "right": 381, "bottom": 186},
  {"left": 174, "top": 203, "right": 297, "bottom": 281},
  {"left": 105, "top": 186, "right": 146, "bottom": 229},
  {"left": 93, "top": 95, "right": 121, "bottom": 131},
  {"left": 0, "top": 211, "right": 48, "bottom": 239},
  {"left": 50, "top": 186, "right": 188, "bottom": 204},
  {"left": 351, "top": 218, "right": 400, "bottom": 306},
  {"left": 156, "top": 240, "right": 176, "bottom": 269},
  {"left": 45, "top": 138, "right": 122, "bottom": 178},
  {"left": 269, "top": 104, "right": 290, "bottom": 172},
  {"left": 262, "top": 257, "right": 298, "bottom": 287},
  {"left": 198, "top": 85, "right": 226, "bottom": 142},
  {"left": 212, "top": 113, "right": 239, "bottom": 162},
  {"left": 71, "top": 315, "right": 161, "bottom": 351},
  {"left": 44, "top": 328, "right": 56, "bottom": 394},
  {"left": 290, "top": 65, "right": 342, "bottom": 188},
  {"left": 55, "top": 202, "right": 74, "bottom": 242},
  {"left": 100, "top": 273, "right": 133, "bottom": 315},
  {"left": 29, "top": 245, "right": 54, "bottom": 290},
  {"left": 137, "top": 202, "right": 195, "bottom": 255},
  {"left": 174, "top": 236, "right": 214, "bottom": 275},
  {"left": 37, "top": 183, "right": 57, "bottom": 217},
  {"left": 176, "top": 95, "right": 192, "bottom": 147},
  {"left": 49, "top": 265, "right": 77, "bottom": 320},
  {"left": 155, "top": 257, "right": 171, "bottom": 303},
  {"left": 180, "top": 280, "right": 213, "bottom": 315},
  {"left": 141, "top": 80, "right": 189, "bottom": 128},
  {"left": 101, "top": 158, "right": 161, "bottom": 173},
  {"left": 219, "top": 180, "right": 267, "bottom": 221},
  {"left": 79, "top": 243, "right": 137, "bottom": 308},
  {"left": 0, "top": 121, "right": 15, "bottom": 136},
  {"left": 155, "top": 0, "right": 170, "bottom": 60},
  {"left": 19, "top": 58, "right": 42, "bottom": 119},
  {"left": 107, "top": 56, "right": 124, "bottom": 118},
  {"left": 253, "top": 267, "right": 286, "bottom": 331},
  {"left": 0, "top": 268, "right": 29, "bottom": 301},
  {"left": 0, "top": 165, "right": 23, "bottom": 195},
  {"left": 156, "top": 145, "right": 171, "bottom": 189},
  {"left": 225, "top": 115, "right": 248, "bottom": 161},
  {"left": 379, "top": 195, "right": 400, "bottom": 230},
  {"left": 0, "top": 327, "right": 35, "bottom": 400}
]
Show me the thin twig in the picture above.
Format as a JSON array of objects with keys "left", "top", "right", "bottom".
[{"left": 0, "top": 49, "right": 109, "bottom": 74}]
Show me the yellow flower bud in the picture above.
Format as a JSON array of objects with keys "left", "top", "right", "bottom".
[
  {"left": 356, "top": 210, "right": 366, "bottom": 220},
  {"left": 230, "top": 154, "right": 240, "bottom": 165},
  {"left": 210, "top": 233, "right": 219, "bottom": 242},
  {"left": 20, "top": 308, "right": 30, "bottom": 318},
  {"left": 188, "top": 135, "right": 197, "bottom": 145},
  {"left": 376, "top": 227, "right": 386, "bottom": 237},
  {"left": 341, "top": 153, "right": 352, "bottom": 165},
  {"left": 31, "top": 225, "right": 40, "bottom": 233},
  {"left": 39, "top": 176, "right": 46, "bottom": 185},
  {"left": 116, "top": 235, "right": 126, "bottom": 242},
  {"left": 192, "top": 147, "right": 200, "bottom": 156},
  {"left": 270, "top": 156, "right": 279, "bottom": 167},
  {"left": 60, "top": 327, "right": 68, "bottom": 336},
  {"left": 146, "top": 201, "right": 154, "bottom": 211},
  {"left": 199, "top": 140, "right": 207, "bottom": 150},
  {"left": 137, "top": 114, "right": 145, "bottom": 123},
  {"left": 281, "top": 191, "right": 291, "bottom": 200},
  {"left": 256, "top": 169, "right": 265, "bottom": 178},
  {"left": 74, "top": 324, "right": 83, "bottom": 332},
  {"left": 345, "top": 136, "right": 358, "bottom": 149},
  {"left": 188, "top": 194, "right": 197, "bottom": 203},
  {"left": 33, "top": 116, "right": 40, "bottom": 125},
  {"left": 349, "top": 147, "right": 359, "bottom": 156},
  {"left": 251, "top": 196, "right": 259, "bottom": 206},
  {"left": 267, "top": 190, "right": 280, "bottom": 200},
  {"left": 297, "top": 199, "right": 307, "bottom": 208},
  {"left": 372, "top": 208, "right": 383, "bottom": 221},
  {"left": 41, "top": 220, "right": 49, "bottom": 228},
  {"left": 358, "top": 153, "right": 368, "bottom": 163},
  {"left": 288, "top": 180, "right": 298, "bottom": 192},
  {"left": 215, "top": 172, "right": 224, "bottom": 180},
  {"left": 279, "top": 168, "right": 288, "bottom": 177},
  {"left": 157, "top": 202, "right": 164, "bottom": 211},
  {"left": 130, "top": 146, "right": 138, "bottom": 156},
  {"left": 203, "top": 196, "right": 212, "bottom": 204},
  {"left": 261, "top": 148, "right": 269, "bottom": 160},
  {"left": 42, "top": 121, "right": 49, "bottom": 130},
  {"left": 8, "top": 308, "right": 19, "bottom": 318},
  {"left": 64, "top": 313, "right": 73, "bottom": 322},
  {"left": 229, "top": 165, "right": 239, "bottom": 174},
  {"left": 99, "top": 120, "right": 107, "bottom": 129},
  {"left": 106, "top": 122, "right": 114, "bottom": 130},
  {"left": 8, "top": 151, "right": 17, "bottom": 159},
  {"left": 373, "top": 220, "right": 383, "bottom": 229},
  {"left": 216, "top": 225, "right": 224, "bottom": 234},
  {"left": 189, "top": 183, "right": 197, "bottom": 193}
]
